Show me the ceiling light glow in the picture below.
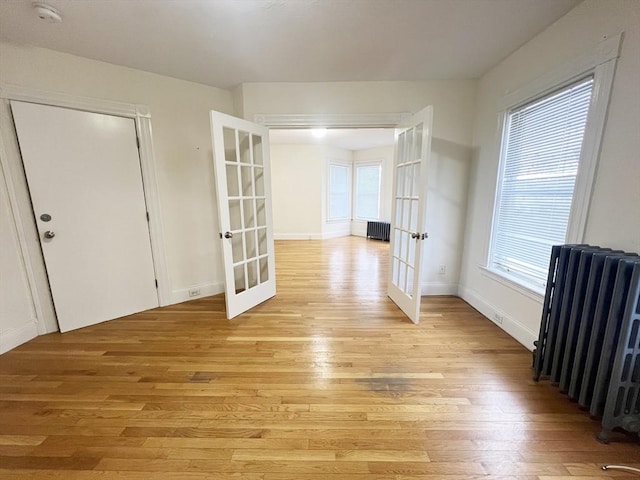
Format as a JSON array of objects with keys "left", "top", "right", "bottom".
[{"left": 312, "top": 128, "right": 327, "bottom": 138}]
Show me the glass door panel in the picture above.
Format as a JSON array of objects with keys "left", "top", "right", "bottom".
[
  {"left": 210, "top": 111, "right": 276, "bottom": 319},
  {"left": 387, "top": 106, "right": 433, "bottom": 324}
]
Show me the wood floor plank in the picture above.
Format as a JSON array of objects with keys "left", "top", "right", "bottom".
[{"left": 0, "top": 237, "right": 637, "bottom": 479}]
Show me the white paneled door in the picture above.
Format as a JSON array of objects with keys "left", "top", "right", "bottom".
[
  {"left": 11, "top": 101, "right": 159, "bottom": 333},
  {"left": 210, "top": 111, "right": 276, "bottom": 319},
  {"left": 388, "top": 106, "right": 434, "bottom": 323}
]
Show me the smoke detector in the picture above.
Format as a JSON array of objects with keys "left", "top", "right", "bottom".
[{"left": 33, "top": 2, "right": 62, "bottom": 23}]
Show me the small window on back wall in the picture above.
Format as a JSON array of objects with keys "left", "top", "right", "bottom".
[
  {"left": 355, "top": 163, "right": 381, "bottom": 221},
  {"left": 488, "top": 76, "right": 595, "bottom": 291},
  {"left": 328, "top": 163, "right": 350, "bottom": 221}
]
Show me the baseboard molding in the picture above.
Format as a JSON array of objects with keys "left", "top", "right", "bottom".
[
  {"left": 351, "top": 222, "right": 367, "bottom": 237},
  {"left": 170, "top": 282, "right": 224, "bottom": 305},
  {"left": 321, "top": 229, "right": 351, "bottom": 240},
  {"left": 274, "top": 233, "right": 324, "bottom": 240},
  {"left": 457, "top": 285, "right": 537, "bottom": 351},
  {"left": 0, "top": 321, "right": 38, "bottom": 354},
  {"left": 421, "top": 282, "right": 459, "bottom": 296},
  {"left": 274, "top": 231, "right": 352, "bottom": 240}
]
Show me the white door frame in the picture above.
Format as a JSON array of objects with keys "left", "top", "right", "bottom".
[
  {"left": 254, "top": 112, "right": 410, "bottom": 129},
  {"left": 0, "top": 83, "right": 170, "bottom": 334}
]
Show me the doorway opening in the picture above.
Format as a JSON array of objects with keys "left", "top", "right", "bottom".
[{"left": 268, "top": 127, "right": 396, "bottom": 243}]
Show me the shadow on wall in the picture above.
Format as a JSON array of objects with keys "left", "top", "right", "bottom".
[{"left": 421, "top": 138, "right": 472, "bottom": 294}]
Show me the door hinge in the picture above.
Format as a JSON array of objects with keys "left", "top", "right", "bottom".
[
  {"left": 422, "top": 233, "right": 429, "bottom": 240},
  {"left": 146, "top": 211, "right": 150, "bottom": 222},
  {"left": 155, "top": 279, "right": 158, "bottom": 288},
  {"left": 219, "top": 233, "right": 222, "bottom": 239}
]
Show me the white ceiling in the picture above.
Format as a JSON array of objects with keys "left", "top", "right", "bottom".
[
  {"left": 270, "top": 128, "right": 395, "bottom": 150},
  {"left": 0, "top": 0, "right": 581, "bottom": 89}
]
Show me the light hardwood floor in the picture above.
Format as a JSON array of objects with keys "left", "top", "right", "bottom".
[{"left": 0, "top": 236, "right": 637, "bottom": 479}]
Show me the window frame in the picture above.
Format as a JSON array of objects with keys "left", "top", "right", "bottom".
[
  {"left": 327, "top": 160, "right": 352, "bottom": 222},
  {"left": 353, "top": 160, "right": 382, "bottom": 221},
  {"left": 485, "top": 34, "right": 621, "bottom": 296}
]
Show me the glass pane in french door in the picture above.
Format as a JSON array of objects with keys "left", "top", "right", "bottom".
[
  {"left": 224, "top": 128, "right": 270, "bottom": 295},
  {"left": 391, "top": 123, "right": 423, "bottom": 296}
]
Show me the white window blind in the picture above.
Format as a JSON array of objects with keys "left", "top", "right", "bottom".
[
  {"left": 328, "top": 164, "right": 350, "bottom": 220},
  {"left": 355, "top": 164, "right": 381, "bottom": 220},
  {"left": 490, "top": 76, "right": 594, "bottom": 290}
]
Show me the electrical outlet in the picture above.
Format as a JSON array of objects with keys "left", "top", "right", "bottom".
[
  {"left": 188, "top": 288, "right": 200, "bottom": 297},
  {"left": 438, "top": 265, "right": 446, "bottom": 275}
]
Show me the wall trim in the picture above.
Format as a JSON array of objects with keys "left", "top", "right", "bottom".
[
  {"left": 498, "top": 33, "right": 622, "bottom": 111},
  {"left": 273, "top": 232, "right": 352, "bottom": 241},
  {"left": 0, "top": 128, "right": 45, "bottom": 335},
  {"left": 170, "top": 282, "right": 225, "bottom": 305},
  {"left": 0, "top": 322, "right": 38, "bottom": 355},
  {"left": 254, "top": 112, "right": 410, "bottom": 128},
  {"left": 421, "top": 282, "right": 459, "bottom": 296},
  {"left": 486, "top": 33, "right": 621, "bottom": 285},
  {"left": 0, "top": 83, "right": 171, "bottom": 337},
  {"left": 458, "top": 285, "right": 537, "bottom": 351},
  {"left": 274, "top": 233, "right": 322, "bottom": 240},
  {"left": 479, "top": 266, "right": 544, "bottom": 303},
  {"left": 322, "top": 228, "right": 351, "bottom": 240}
]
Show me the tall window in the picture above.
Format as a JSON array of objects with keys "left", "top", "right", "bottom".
[
  {"left": 328, "top": 163, "right": 350, "bottom": 221},
  {"left": 354, "top": 163, "right": 381, "bottom": 220},
  {"left": 489, "top": 76, "right": 594, "bottom": 290}
]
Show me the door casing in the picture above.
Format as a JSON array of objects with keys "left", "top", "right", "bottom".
[{"left": 0, "top": 83, "right": 170, "bottom": 334}]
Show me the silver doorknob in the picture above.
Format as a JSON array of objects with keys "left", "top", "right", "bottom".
[
  {"left": 43, "top": 231, "right": 55, "bottom": 239},
  {"left": 224, "top": 232, "right": 233, "bottom": 239}
]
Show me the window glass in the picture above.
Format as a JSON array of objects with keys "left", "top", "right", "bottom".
[
  {"left": 489, "top": 76, "right": 594, "bottom": 289},
  {"left": 328, "top": 164, "right": 350, "bottom": 220},
  {"left": 355, "top": 164, "right": 381, "bottom": 220}
]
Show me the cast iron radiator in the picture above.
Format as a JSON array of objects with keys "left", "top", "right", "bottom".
[
  {"left": 366, "top": 221, "right": 390, "bottom": 242},
  {"left": 533, "top": 244, "right": 640, "bottom": 442}
]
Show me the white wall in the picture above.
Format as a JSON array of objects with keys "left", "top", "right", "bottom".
[
  {"left": 422, "top": 139, "right": 471, "bottom": 296},
  {"left": 240, "top": 80, "right": 477, "bottom": 147},
  {"left": 270, "top": 143, "right": 353, "bottom": 239},
  {"left": 459, "top": 0, "right": 640, "bottom": 350},
  {"left": 270, "top": 144, "right": 324, "bottom": 239},
  {"left": 0, "top": 42, "right": 235, "bottom": 344}
]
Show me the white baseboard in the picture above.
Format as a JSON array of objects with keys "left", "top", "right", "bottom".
[
  {"left": 421, "top": 282, "right": 459, "bottom": 296},
  {"left": 274, "top": 231, "right": 352, "bottom": 240},
  {"left": 274, "top": 233, "right": 323, "bottom": 240},
  {"left": 457, "top": 284, "right": 537, "bottom": 351},
  {"left": 0, "top": 321, "right": 38, "bottom": 354},
  {"left": 321, "top": 229, "right": 351, "bottom": 239},
  {"left": 351, "top": 222, "right": 367, "bottom": 237},
  {"left": 170, "top": 282, "right": 224, "bottom": 305}
]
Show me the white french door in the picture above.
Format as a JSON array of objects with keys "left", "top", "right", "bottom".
[
  {"left": 388, "top": 106, "right": 434, "bottom": 323},
  {"left": 210, "top": 111, "right": 276, "bottom": 319},
  {"left": 11, "top": 101, "right": 159, "bottom": 333}
]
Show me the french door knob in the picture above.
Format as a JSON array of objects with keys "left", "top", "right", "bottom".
[
  {"left": 224, "top": 232, "right": 233, "bottom": 239},
  {"left": 43, "top": 230, "right": 55, "bottom": 239}
]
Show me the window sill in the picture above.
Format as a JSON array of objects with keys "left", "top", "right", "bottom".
[{"left": 478, "top": 266, "right": 544, "bottom": 304}]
